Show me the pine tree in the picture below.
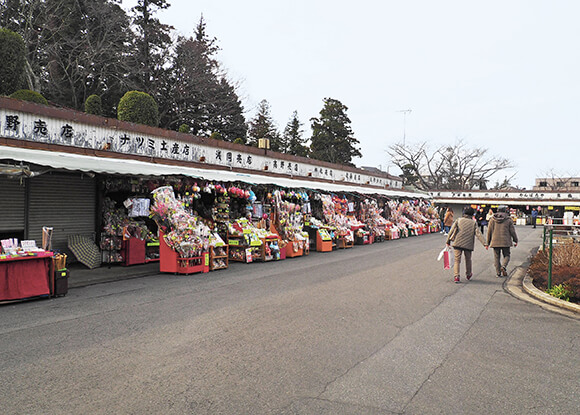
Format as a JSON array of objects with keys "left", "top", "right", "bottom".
[
  {"left": 248, "top": 99, "right": 280, "bottom": 150},
  {"left": 162, "top": 16, "right": 246, "bottom": 140},
  {"left": 310, "top": 98, "right": 361, "bottom": 165},
  {"left": 130, "top": 0, "right": 173, "bottom": 96},
  {"left": 283, "top": 111, "right": 309, "bottom": 157}
]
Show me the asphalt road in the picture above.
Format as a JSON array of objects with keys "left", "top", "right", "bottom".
[{"left": 1, "top": 227, "right": 578, "bottom": 414}]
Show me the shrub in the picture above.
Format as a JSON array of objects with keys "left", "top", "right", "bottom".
[
  {"left": 233, "top": 137, "right": 245, "bottom": 145},
  {"left": 210, "top": 132, "right": 223, "bottom": 140},
  {"left": 546, "top": 284, "right": 573, "bottom": 302},
  {"left": 0, "top": 28, "right": 26, "bottom": 95},
  {"left": 9, "top": 89, "right": 48, "bottom": 105},
  {"left": 117, "top": 91, "right": 159, "bottom": 127},
  {"left": 84, "top": 94, "right": 103, "bottom": 115},
  {"left": 178, "top": 124, "right": 190, "bottom": 133},
  {"left": 529, "top": 247, "right": 580, "bottom": 302}
]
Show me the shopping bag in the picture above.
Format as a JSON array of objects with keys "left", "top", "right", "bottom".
[
  {"left": 443, "top": 249, "right": 451, "bottom": 269},
  {"left": 437, "top": 246, "right": 451, "bottom": 269}
]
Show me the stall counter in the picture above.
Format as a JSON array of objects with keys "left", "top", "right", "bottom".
[{"left": 0, "top": 251, "right": 53, "bottom": 301}]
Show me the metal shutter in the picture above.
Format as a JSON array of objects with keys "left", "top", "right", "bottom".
[
  {"left": 0, "top": 176, "right": 26, "bottom": 233},
  {"left": 28, "top": 172, "right": 96, "bottom": 255}
]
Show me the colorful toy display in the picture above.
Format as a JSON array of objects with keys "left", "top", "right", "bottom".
[{"left": 150, "top": 186, "right": 210, "bottom": 258}]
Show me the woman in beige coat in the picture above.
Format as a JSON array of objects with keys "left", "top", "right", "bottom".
[{"left": 446, "top": 206, "right": 488, "bottom": 283}]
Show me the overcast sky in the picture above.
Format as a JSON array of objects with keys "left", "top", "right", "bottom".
[{"left": 123, "top": 0, "right": 580, "bottom": 189}]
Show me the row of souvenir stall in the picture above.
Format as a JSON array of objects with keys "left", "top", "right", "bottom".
[{"left": 97, "top": 176, "right": 441, "bottom": 275}]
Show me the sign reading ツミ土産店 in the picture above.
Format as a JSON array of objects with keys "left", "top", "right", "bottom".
[{"left": 0, "top": 108, "right": 399, "bottom": 189}]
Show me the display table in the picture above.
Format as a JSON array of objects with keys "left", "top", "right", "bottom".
[{"left": 0, "top": 251, "right": 53, "bottom": 301}]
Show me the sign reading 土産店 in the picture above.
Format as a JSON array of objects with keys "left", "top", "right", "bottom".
[{"left": 0, "top": 106, "right": 399, "bottom": 189}]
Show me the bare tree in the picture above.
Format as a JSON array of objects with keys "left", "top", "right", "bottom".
[
  {"left": 490, "top": 173, "right": 519, "bottom": 190},
  {"left": 387, "top": 139, "right": 513, "bottom": 190}
]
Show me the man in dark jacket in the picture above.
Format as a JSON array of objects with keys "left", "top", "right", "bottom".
[{"left": 487, "top": 205, "right": 518, "bottom": 277}]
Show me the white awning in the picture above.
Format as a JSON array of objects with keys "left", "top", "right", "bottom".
[{"left": 0, "top": 146, "right": 426, "bottom": 198}]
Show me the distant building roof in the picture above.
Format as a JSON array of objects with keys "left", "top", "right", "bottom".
[{"left": 360, "top": 166, "right": 402, "bottom": 182}]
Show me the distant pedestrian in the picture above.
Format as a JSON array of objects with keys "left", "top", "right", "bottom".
[
  {"left": 443, "top": 207, "right": 454, "bottom": 235},
  {"left": 476, "top": 207, "right": 487, "bottom": 234},
  {"left": 531, "top": 207, "right": 538, "bottom": 228},
  {"left": 487, "top": 205, "right": 518, "bottom": 277},
  {"left": 486, "top": 208, "right": 494, "bottom": 224},
  {"left": 446, "top": 206, "right": 488, "bottom": 283}
]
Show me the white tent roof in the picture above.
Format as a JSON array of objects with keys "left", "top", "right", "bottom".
[{"left": 0, "top": 146, "right": 427, "bottom": 198}]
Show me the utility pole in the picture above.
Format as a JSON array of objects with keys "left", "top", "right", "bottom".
[{"left": 397, "top": 109, "right": 412, "bottom": 145}]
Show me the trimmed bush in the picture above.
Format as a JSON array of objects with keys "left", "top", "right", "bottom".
[
  {"left": 0, "top": 28, "right": 26, "bottom": 95},
  {"left": 233, "top": 137, "right": 245, "bottom": 145},
  {"left": 178, "top": 124, "right": 190, "bottom": 133},
  {"left": 117, "top": 91, "right": 159, "bottom": 127},
  {"left": 210, "top": 132, "right": 223, "bottom": 140},
  {"left": 85, "top": 94, "right": 103, "bottom": 115},
  {"left": 9, "top": 89, "right": 48, "bottom": 105}
]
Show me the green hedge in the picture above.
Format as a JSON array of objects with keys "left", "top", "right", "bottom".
[
  {"left": 84, "top": 94, "right": 103, "bottom": 115},
  {"left": 9, "top": 89, "right": 48, "bottom": 105},
  {"left": 117, "top": 91, "right": 159, "bottom": 127}
]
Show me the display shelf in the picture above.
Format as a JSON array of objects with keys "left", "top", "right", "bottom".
[
  {"left": 228, "top": 234, "right": 264, "bottom": 263},
  {"left": 337, "top": 236, "right": 354, "bottom": 249},
  {"left": 229, "top": 244, "right": 263, "bottom": 263},
  {"left": 145, "top": 240, "right": 160, "bottom": 262},
  {"left": 100, "top": 234, "right": 123, "bottom": 263},
  {"left": 210, "top": 245, "right": 229, "bottom": 271},
  {"left": 354, "top": 231, "right": 371, "bottom": 245}
]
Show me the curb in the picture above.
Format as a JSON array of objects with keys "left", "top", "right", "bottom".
[{"left": 522, "top": 274, "right": 580, "bottom": 314}]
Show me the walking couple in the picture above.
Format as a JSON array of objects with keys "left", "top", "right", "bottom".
[{"left": 445, "top": 206, "right": 518, "bottom": 283}]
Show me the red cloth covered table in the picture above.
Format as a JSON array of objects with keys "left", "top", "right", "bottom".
[{"left": 0, "top": 252, "right": 53, "bottom": 301}]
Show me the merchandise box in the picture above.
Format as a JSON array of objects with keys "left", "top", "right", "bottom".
[
  {"left": 121, "top": 238, "right": 146, "bottom": 266},
  {"left": 285, "top": 241, "right": 303, "bottom": 258},
  {"left": 316, "top": 230, "right": 333, "bottom": 252}
]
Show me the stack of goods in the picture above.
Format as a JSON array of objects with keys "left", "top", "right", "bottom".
[
  {"left": 346, "top": 215, "right": 366, "bottom": 230},
  {"left": 420, "top": 201, "right": 441, "bottom": 232},
  {"left": 393, "top": 200, "right": 440, "bottom": 235},
  {"left": 357, "top": 199, "right": 388, "bottom": 241},
  {"left": 273, "top": 190, "right": 309, "bottom": 251},
  {"left": 1, "top": 238, "right": 47, "bottom": 258},
  {"left": 319, "top": 194, "right": 354, "bottom": 243},
  {"left": 102, "top": 198, "right": 151, "bottom": 240},
  {"left": 346, "top": 213, "right": 368, "bottom": 244},
  {"left": 150, "top": 186, "right": 210, "bottom": 258},
  {"left": 228, "top": 218, "right": 267, "bottom": 246},
  {"left": 386, "top": 201, "right": 408, "bottom": 238}
]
